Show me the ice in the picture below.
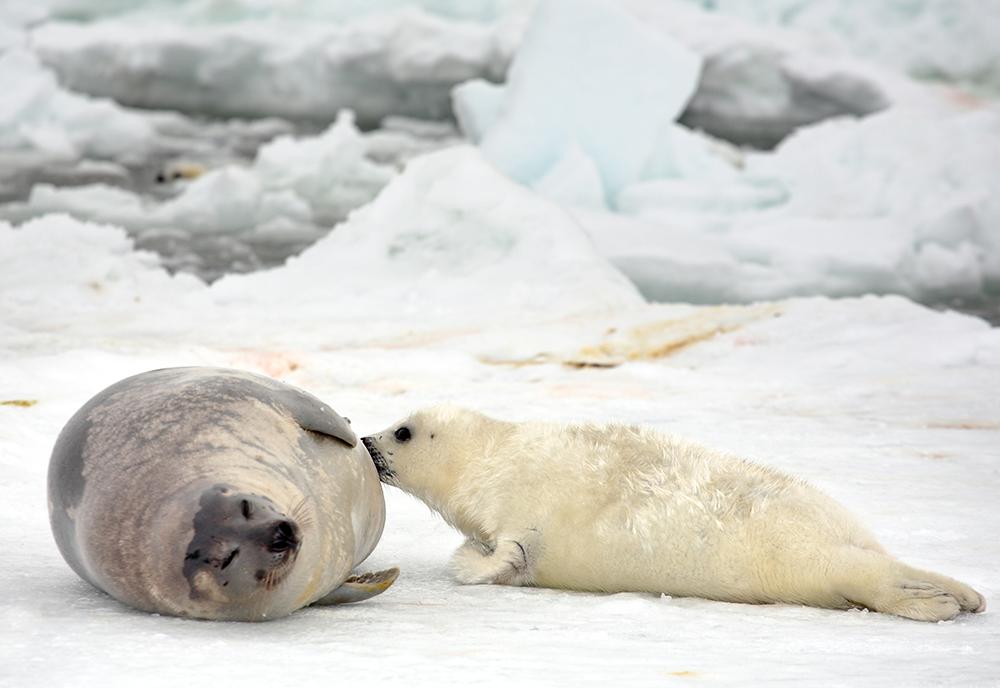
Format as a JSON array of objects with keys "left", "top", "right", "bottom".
[
  {"left": 742, "top": 106, "right": 1000, "bottom": 300},
  {"left": 676, "top": 0, "right": 1000, "bottom": 94},
  {"left": 532, "top": 144, "right": 607, "bottom": 212},
  {"left": 618, "top": 0, "right": 951, "bottom": 149},
  {"left": 29, "top": 7, "right": 523, "bottom": 126},
  {"left": 451, "top": 0, "right": 764, "bottom": 215},
  {"left": 448, "top": 0, "right": 1000, "bottom": 306},
  {"left": 212, "top": 145, "right": 643, "bottom": 323},
  {"left": 451, "top": 78, "right": 506, "bottom": 144},
  {"left": 30, "top": 0, "right": 534, "bottom": 23},
  {"left": 21, "top": 0, "right": 935, "bottom": 151},
  {"left": 580, "top": 105, "right": 1000, "bottom": 304},
  {"left": 2, "top": 112, "right": 396, "bottom": 239},
  {"left": 2, "top": 147, "right": 640, "bottom": 349},
  {"left": 462, "top": 0, "right": 702, "bottom": 199},
  {"left": 0, "top": 103, "right": 464, "bottom": 281},
  {"left": 681, "top": 45, "right": 892, "bottom": 149},
  {"left": 0, "top": 45, "right": 310, "bottom": 205},
  {"left": 0, "top": 49, "right": 154, "bottom": 163}
]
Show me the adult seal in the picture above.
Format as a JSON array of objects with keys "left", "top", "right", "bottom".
[{"left": 48, "top": 367, "right": 397, "bottom": 621}]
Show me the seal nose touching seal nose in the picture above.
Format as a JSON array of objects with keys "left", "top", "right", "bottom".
[{"left": 361, "top": 436, "right": 394, "bottom": 483}]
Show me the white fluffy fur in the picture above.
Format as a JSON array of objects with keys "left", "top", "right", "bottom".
[{"left": 365, "top": 406, "right": 986, "bottom": 621}]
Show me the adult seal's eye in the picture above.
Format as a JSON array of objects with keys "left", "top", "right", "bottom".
[{"left": 394, "top": 427, "right": 411, "bottom": 443}]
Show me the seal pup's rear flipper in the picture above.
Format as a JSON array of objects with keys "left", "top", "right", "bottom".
[{"left": 314, "top": 567, "right": 400, "bottom": 605}]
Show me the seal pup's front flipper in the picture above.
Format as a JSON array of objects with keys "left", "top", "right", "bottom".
[
  {"left": 451, "top": 529, "right": 538, "bottom": 586},
  {"left": 272, "top": 386, "right": 357, "bottom": 447},
  {"left": 313, "top": 567, "right": 400, "bottom": 605}
]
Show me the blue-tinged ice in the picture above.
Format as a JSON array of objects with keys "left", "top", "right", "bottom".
[{"left": 462, "top": 0, "right": 703, "bottom": 200}]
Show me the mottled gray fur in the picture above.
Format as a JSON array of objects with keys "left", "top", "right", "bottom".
[{"left": 48, "top": 367, "right": 389, "bottom": 620}]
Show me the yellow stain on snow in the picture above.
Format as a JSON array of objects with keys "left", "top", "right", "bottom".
[
  {"left": 1, "top": 399, "right": 38, "bottom": 407},
  {"left": 476, "top": 302, "right": 782, "bottom": 369},
  {"left": 565, "top": 303, "right": 783, "bottom": 368}
]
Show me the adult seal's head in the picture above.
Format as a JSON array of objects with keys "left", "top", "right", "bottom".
[{"left": 48, "top": 367, "right": 398, "bottom": 621}]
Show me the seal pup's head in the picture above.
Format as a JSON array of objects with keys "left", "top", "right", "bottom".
[{"left": 362, "top": 405, "right": 503, "bottom": 512}]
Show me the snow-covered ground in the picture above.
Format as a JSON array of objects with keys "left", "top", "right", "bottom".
[
  {"left": 2, "top": 192, "right": 998, "bottom": 688},
  {"left": 2, "top": 264, "right": 999, "bottom": 686},
  {"left": 2, "top": 0, "right": 999, "bottom": 685}
]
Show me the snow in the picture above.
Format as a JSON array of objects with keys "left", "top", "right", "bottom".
[
  {"left": 0, "top": 215, "right": 205, "bottom": 346},
  {"left": 2, "top": 1, "right": 1000, "bottom": 684},
  {"left": 2, "top": 247, "right": 999, "bottom": 685},
  {"left": 1, "top": 148, "right": 640, "bottom": 349},
  {"left": 589, "top": 106, "right": 1000, "bottom": 304}
]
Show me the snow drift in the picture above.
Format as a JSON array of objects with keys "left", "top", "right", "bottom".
[{"left": 453, "top": 0, "right": 1000, "bottom": 306}]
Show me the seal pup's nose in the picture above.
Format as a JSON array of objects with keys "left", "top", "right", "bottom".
[{"left": 268, "top": 520, "right": 300, "bottom": 553}]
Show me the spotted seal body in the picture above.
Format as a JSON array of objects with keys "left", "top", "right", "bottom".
[{"left": 48, "top": 367, "right": 396, "bottom": 621}]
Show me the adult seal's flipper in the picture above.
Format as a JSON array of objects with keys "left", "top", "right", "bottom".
[
  {"left": 314, "top": 567, "right": 400, "bottom": 605},
  {"left": 273, "top": 386, "right": 357, "bottom": 448}
]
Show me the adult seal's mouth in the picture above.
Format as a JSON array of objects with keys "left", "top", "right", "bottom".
[{"left": 361, "top": 437, "right": 395, "bottom": 483}]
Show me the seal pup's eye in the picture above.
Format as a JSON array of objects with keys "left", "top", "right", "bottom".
[
  {"left": 394, "top": 427, "right": 411, "bottom": 443},
  {"left": 241, "top": 499, "right": 253, "bottom": 519}
]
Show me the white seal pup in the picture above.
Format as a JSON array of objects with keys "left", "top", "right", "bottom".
[
  {"left": 49, "top": 367, "right": 397, "bottom": 621},
  {"left": 363, "top": 406, "right": 986, "bottom": 622}
]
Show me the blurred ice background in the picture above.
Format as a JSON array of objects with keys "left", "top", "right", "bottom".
[
  {"left": 2, "top": 0, "right": 998, "bottom": 315},
  {"left": 1, "top": 1, "right": 999, "bottom": 686}
]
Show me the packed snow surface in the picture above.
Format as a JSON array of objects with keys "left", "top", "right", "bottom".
[{"left": 1, "top": 211, "right": 999, "bottom": 686}]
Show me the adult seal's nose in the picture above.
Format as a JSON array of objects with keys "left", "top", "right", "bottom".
[{"left": 269, "top": 520, "right": 300, "bottom": 553}]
